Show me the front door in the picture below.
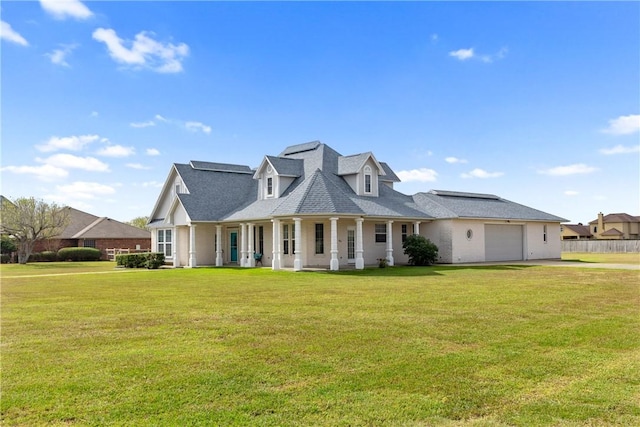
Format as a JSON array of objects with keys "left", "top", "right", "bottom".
[
  {"left": 230, "top": 231, "right": 238, "bottom": 263},
  {"left": 347, "top": 227, "right": 355, "bottom": 264}
]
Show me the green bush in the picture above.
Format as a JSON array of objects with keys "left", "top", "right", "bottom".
[
  {"left": 1, "top": 254, "right": 10, "bottom": 264},
  {"left": 403, "top": 235, "right": 439, "bottom": 266},
  {"left": 116, "top": 252, "right": 165, "bottom": 269},
  {"left": 1, "top": 236, "right": 17, "bottom": 254},
  {"left": 57, "top": 247, "right": 102, "bottom": 262},
  {"left": 33, "top": 251, "right": 58, "bottom": 262}
]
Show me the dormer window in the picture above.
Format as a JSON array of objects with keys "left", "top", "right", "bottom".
[
  {"left": 364, "top": 166, "right": 372, "bottom": 194},
  {"left": 267, "top": 177, "right": 273, "bottom": 196}
]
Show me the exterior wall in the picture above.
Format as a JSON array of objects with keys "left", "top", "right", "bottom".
[
  {"left": 34, "top": 237, "right": 151, "bottom": 260},
  {"left": 172, "top": 204, "right": 189, "bottom": 226},
  {"left": 195, "top": 224, "right": 216, "bottom": 266},
  {"left": 450, "top": 220, "right": 486, "bottom": 263},
  {"left": 525, "top": 222, "right": 562, "bottom": 259},
  {"left": 177, "top": 226, "right": 189, "bottom": 266}
]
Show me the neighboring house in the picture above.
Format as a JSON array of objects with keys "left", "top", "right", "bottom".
[
  {"left": 588, "top": 212, "right": 640, "bottom": 240},
  {"left": 148, "top": 141, "right": 567, "bottom": 270},
  {"left": 561, "top": 224, "right": 593, "bottom": 240},
  {"left": 35, "top": 207, "right": 151, "bottom": 259}
]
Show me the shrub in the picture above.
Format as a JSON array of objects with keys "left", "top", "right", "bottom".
[
  {"left": 403, "top": 235, "right": 438, "bottom": 266},
  {"left": 1, "top": 254, "right": 10, "bottom": 264},
  {"left": 39, "top": 251, "right": 58, "bottom": 262},
  {"left": 1, "top": 236, "right": 17, "bottom": 254},
  {"left": 57, "top": 247, "right": 102, "bottom": 262},
  {"left": 116, "top": 252, "right": 165, "bottom": 269}
]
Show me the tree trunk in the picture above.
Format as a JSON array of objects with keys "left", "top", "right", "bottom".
[{"left": 17, "top": 240, "right": 34, "bottom": 264}]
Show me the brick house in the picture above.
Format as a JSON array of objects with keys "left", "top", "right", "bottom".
[{"left": 35, "top": 207, "right": 151, "bottom": 260}]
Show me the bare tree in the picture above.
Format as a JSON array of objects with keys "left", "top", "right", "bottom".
[{"left": 0, "top": 197, "right": 69, "bottom": 264}]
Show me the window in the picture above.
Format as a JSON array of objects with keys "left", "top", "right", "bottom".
[
  {"left": 315, "top": 223, "right": 324, "bottom": 254},
  {"left": 267, "top": 177, "right": 273, "bottom": 196},
  {"left": 466, "top": 229, "right": 473, "bottom": 240},
  {"left": 543, "top": 225, "right": 547, "bottom": 243},
  {"left": 283, "top": 224, "right": 289, "bottom": 254},
  {"left": 158, "top": 229, "right": 173, "bottom": 257},
  {"left": 364, "top": 166, "right": 372, "bottom": 194},
  {"left": 375, "top": 223, "right": 387, "bottom": 243},
  {"left": 401, "top": 224, "right": 408, "bottom": 243},
  {"left": 258, "top": 226, "right": 264, "bottom": 255},
  {"left": 83, "top": 239, "right": 96, "bottom": 248}
]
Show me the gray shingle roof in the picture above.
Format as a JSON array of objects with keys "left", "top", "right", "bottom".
[
  {"left": 159, "top": 143, "right": 566, "bottom": 225},
  {"left": 266, "top": 156, "right": 304, "bottom": 177},
  {"left": 189, "top": 161, "right": 253, "bottom": 174},
  {"left": 413, "top": 190, "right": 568, "bottom": 222},
  {"left": 174, "top": 163, "right": 257, "bottom": 221},
  {"left": 380, "top": 162, "right": 400, "bottom": 182}
]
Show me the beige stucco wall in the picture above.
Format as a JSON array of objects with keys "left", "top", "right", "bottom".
[{"left": 525, "top": 222, "right": 562, "bottom": 259}]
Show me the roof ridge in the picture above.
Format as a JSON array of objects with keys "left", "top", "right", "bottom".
[{"left": 72, "top": 216, "right": 106, "bottom": 238}]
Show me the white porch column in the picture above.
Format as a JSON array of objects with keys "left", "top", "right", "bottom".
[
  {"left": 173, "top": 226, "right": 179, "bottom": 267},
  {"left": 330, "top": 217, "right": 339, "bottom": 271},
  {"left": 272, "top": 219, "right": 281, "bottom": 270},
  {"left": 188, "top": 224, "right": 197, "bottom": 268},
  {"left": 247, "top": 223, "right": 255, "bottom": 267},
  {"left": 355, "top": 217, "right": 364, "bottom": 270},
  {"left": 240, "top": 223, "right": 247, "bottom": 267},
  {"left": 414, "top": 221, "right": 421, "bottom": 236},
  {"left": 386, "top": 220, "right": 394, "bottom": 266},
  {"left": 215, "top": 225, "right": 223, "bottom": 267},
  {"left": 293, "top": 218, "right": 302, "bottom": 271}
]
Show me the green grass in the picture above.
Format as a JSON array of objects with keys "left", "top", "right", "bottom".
[
  {"left": 0, "top": 261, "right": 119, "bottom": 277},
  {"left": 561, "top": 252, "right": 640, "bottom": 265},
  {"left": 2, "top": 264, "right": 639, "bottom": 426}
]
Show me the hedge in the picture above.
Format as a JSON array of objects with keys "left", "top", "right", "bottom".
[
  {"left": 57, "top": 247, "right": 102, "bottom": 262},
  {"left": 116, "top": 252, "right": 165, "bottom": 269},
  {"left": 28, "top": 251, "right": 58, "bottom": 262}
]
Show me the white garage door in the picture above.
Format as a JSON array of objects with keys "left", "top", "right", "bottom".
[{"left": 485, "top": 224, "right": 523, "bottom": 262}]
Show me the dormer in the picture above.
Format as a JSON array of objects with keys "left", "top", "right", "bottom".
[
  {"left": 253, "top": 155, "right": 303, "bottom": 200},
  {"left": 338, "top": 152, "right": 386, "bottom": 197}
]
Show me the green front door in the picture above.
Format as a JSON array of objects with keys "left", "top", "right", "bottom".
[{"left": 230, "top": 231, "right": 238, "bottom": 263}]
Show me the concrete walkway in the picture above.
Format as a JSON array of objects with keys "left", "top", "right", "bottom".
[{"left": 442, "top": 259, "right": 640, "bottom": 270}]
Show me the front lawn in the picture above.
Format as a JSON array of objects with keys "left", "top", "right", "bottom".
[
  {"left": 561, "top": 252, "right": 640, "bottom": 265},
  {"left": 2, "top": 266, "right": 638, "bottom": 425}
]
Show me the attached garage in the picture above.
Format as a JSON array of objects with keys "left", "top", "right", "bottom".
[{"left": 485, "top": 224, "right": 523, "bottom": 261}]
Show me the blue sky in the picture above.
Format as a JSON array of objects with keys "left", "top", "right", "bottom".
[{"left": 2, "top": 1, "right": 638, "bottom": 224}]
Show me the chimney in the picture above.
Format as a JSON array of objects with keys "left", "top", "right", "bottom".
[{"left": 597, "top": 212, "right": 604, "bottom": 235}]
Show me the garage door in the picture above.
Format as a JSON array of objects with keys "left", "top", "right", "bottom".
[{"left": 485, "top": 224, "right": 523, "bottom": 262}]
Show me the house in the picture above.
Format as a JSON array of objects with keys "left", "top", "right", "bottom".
[
  {"left": 35, "top": 207, "right": 151, "bottom": 259},
  {"left": 588, "top": 212, "right": 640, "bottom": 240},
  {"left": 148, "top": 141, "right": 567, "bottom": 270},
  {"left": 561, "top": 224, "right": 593, "bottom": 240}
]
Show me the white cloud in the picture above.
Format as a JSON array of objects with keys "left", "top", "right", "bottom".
[
  {"left": 131, "top": 120, "right": 156, "bottom": 128},
  {"left": 46, "top": 44, "right": 77, "bottom": 67},
  {"left": 96, "top": 145, "right": 135, "bottom": 157},
  {"left": 449, "top": 48, "right": 474, "bottom": 61},
  {"left": 37, "top": 134, "right": 100, "bottom": 152},
  {"left": 564, "top": 190, "right": 579, "bottom": 196},
  {"left": 155, "top": 114, "right": 169, "bottom": 122},
  {"left": 450, "top": 46, "right": 508, "bottom": 63},
  {"left": 1, "top": 21, "right": 29, "bottom": 46},
  {"left": 599, "top": 144, "right": 640, "bottom": 155},
  {"left": 185, "top": 121, "right": 212, "bottom": 134},
  {"left": 445, "top": 156, "right": 468, "bottom": 164},
  {"left": 40, "top": 0, "right": 93, "bottom": 20},
  {"left": 146, "top": 148, "right": 160, "bottom": 156},
  {"left": 538, "top": 163, "right": 598, "bottom": 176},
  {"left": 601, "top": 114, "right": 640, "bottom": 135},
  {"left": 90, "top": 111, "right": 99, "bottom": 117},
  {"left": 0, "top": 164, "right": 68, "bottom": 181},
  {"left": 92, "top": 28, "right": 189, "bottom": 73},
  {"left": 55, "top": 181, "right": 116, "bottom": 199},
  {"left": 430, "top": 33, "right": 439, "bottom": 43},
  {"left": 461, "top": 168, "right": 504, "bottom": 179},
  {"left": 397, "top": 168, "right": 438, "bottom": 182},
  {"left": 126, "top": 163, "right": 151, "bottom": 170},
  {"left": 37, "top": 154, "right": 110, "bottom": 172}
]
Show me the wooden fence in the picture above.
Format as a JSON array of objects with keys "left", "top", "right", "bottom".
[{"left": 561, "top": 240, "right": 640, "bottom": 253}]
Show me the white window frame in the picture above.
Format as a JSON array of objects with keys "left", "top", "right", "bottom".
[
  {"left": 157, "top": 229, "right": 173, "bottom": 257},
  {"left": 364, "top": 165, "right": 372, "bottom": 194},
  {"left": 375, "top": 223, "right": 387, "bottom": 243}
]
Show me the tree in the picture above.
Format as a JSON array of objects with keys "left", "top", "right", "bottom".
[
  {"left": 127, "top": 216, "right": 150, "bottom": 230},
  {"left": 402, "top": 234, "right": 439, "bottom": 266},
  {"left": 0, "top": 197, "right": 69, "bottom": 264}
]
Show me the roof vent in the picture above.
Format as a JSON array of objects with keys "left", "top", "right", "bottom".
[{"left": 429, "top": 190, "right": 500, "bottom": 200}]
